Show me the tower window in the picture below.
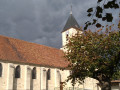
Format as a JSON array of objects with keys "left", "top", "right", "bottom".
[
  {"left": 66, "top": 34, "right": 69, "bottom": 41},
  {"left": 0, "top": 63, "right": 2, "bottom": 77},
  {"left": 66, "top": 31, "right": 69, "bottom": 41},
  {"left": 15, "top": 65, "right": 20, "bottom": 78},
  {"left": 47, "top": 69, "right": 51, "bottom": 80},
  {"left": 32, "top": 67, "right": 36, "bottom": 79}
]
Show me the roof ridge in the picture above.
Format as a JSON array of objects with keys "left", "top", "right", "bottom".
[{"left": 0, "top": 35, "right": 60, "bottom": 51}]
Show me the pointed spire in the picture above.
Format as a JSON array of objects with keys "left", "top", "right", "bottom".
[
  {"left": 62, "top": 7, "right": 80, "bottom": 32},
  {"left": 70, "top": 5, "right": 72, "bottom": 14}
]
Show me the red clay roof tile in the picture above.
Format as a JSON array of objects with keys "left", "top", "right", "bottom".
[{"left": 0, "top": 35, "right": 69, "bottom": 68}]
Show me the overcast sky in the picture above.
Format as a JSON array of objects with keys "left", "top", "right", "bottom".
[{"left": 0, "top": 0, "right": 119, "bottom": 48}]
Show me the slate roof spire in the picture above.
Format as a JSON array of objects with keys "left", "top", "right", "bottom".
[{"left": 62, "top": 7, "right": 80, "bottom": 32}]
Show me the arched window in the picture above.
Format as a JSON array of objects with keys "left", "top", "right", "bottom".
[
  {"left": 66, "top": 31, "right": 69, "bottom": 41},
  {"left": 0, "top": 63, "right": 2, "bottom": 77},
  {"left": 15, "top": 65, "right": 20, "bottom": 78},
  {"left": 57, "top": 70, "right": 61, "bottom": 81},
  {"left": 47, "top": 69, "right": 51, "bottom": 80},
  {"left": 70, "top": 70, "right": 72, "bottom": 75},
  {"left": 56, "top": 70, "right": 61, "bottom": 87},
  {"left": 32, "top": 67, "right": 36, "bottom": 79},
  {"left": 66, "top": 34, "right": 69, "bottom": 41}
]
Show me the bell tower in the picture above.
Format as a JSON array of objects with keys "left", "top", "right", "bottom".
[{"left": 61, "top": 7, "right": 82, "bottom": 49}]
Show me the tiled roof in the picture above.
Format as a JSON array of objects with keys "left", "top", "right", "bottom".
[{"left": 0, "top": 35, "right": 69, "bottom": 68}]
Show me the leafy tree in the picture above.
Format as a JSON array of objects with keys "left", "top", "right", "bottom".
[
  {"left": 65, "top": 23, "right": 120, "bottom": 90},
  {"left": 84, "top": 0, "right": 120, "bottom": 30}
]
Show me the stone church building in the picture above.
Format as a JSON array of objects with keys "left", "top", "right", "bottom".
[{"left": 0, "top": 11, "right": 119, "bottom": 90}]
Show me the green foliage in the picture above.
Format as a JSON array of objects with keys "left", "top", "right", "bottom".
[{"left": 65, "top": 26, "right": 120, "bottom": 85}]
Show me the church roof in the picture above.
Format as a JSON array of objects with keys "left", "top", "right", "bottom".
[
  {"left": 62, "top": 13, "right": 80, "bottom": 32},
  {"left": 0, "top": 35, "right": 69, "bottom": 68}
]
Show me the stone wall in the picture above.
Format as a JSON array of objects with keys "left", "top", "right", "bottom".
[{"left": 0, "top": 61, "right": 99, "bottom": 90}]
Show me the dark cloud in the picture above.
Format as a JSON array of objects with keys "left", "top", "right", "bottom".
[{"left": 0, "top": 0, "right": 118, "bottom": 48}]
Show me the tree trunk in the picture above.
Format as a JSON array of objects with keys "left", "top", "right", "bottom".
[
  {"left": 60, "top": 82, "right": 63, "bottom": 90},
  {"left": 99, "top": 80, "right": 111, "bottom": 90}
]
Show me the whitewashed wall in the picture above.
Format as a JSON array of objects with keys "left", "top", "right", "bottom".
[{"left": 0, "top": 61, "right": 101, "bottom": 90}]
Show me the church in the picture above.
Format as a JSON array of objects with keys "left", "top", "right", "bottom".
[{"left": 0, "top": 10, "right": 119, "bottom": 90}]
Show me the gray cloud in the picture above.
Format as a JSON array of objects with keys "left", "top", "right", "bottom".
[{"left": 0, "top": 0, "right": 118, "bottom": 48}]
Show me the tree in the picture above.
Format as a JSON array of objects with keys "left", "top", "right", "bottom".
[
  {"left": 84, "top": 0, "right": 120, "bottom": 30},
  {"left": 65, "top": 24, "right": 120, "bottom": 90}
]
